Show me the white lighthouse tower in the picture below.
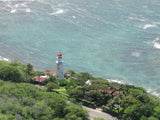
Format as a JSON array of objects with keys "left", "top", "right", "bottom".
[{"left": 55, "top": 52, "right": 64, "bottom": 79}]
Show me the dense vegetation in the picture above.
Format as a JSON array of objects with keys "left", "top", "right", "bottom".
[
  {"left": 0, "top": 61, "right": 89, "bottom": 120},
  {"left": 0, "top": 81, "right": 88, "bottom": 120},
  {"left": 0, "top": 60, "right": 35, "bottom": 82},
  {"left": 1, "top": 60, "right": 160, "bottom": 120},
  {"left": 65, "top": 71, "right": 160, "bottom": 120}
]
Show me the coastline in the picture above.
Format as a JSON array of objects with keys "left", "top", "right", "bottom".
[
  {"left": 0, "top": 56, "right": 10, "bottom": 62},
  {"left": 107, "top": 78, "right": 160, "bottom": 99},
  {"left": 0, "top": 56, "right": 159, "bottom": 99}
]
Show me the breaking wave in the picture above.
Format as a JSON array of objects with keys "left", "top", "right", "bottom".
[
  {"left": 143, "top": 24, "right": 156, "bottom": 29},
  {"left": 107, "top": 78, "right": 126, "bottom": 84},
  {"left": 107, "top": 79, "right": 160, "bottom": 98},
  {"left": 0, "top": 56, "right": 10, "bottom": 62},
  {"left": 0, "top": 0, "right": 33, "bottom": 14},
  {"left": 49, "top": 9, "right": 65, "bottom": 15},
  {"left": 152, "top": 37, "right": 160, "bottom": 49},
  {"left": 131, "top": 51, "right": 141, "bottom": 57}
]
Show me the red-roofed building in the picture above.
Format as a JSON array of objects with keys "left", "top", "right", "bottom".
[
  {"left": 32, "top": 52, "right": 71, "bottom": 83},
  {"left": 112, "top": 91, "right": 120, "bottom": 96},
  {"left": 43, "top": 68, "right": 71, "bottom": 77},
  {"left": 49, "top": 68, "right": 57, "bottom": 76},
  {"left": 33, "top": 68, "right": 71, "bottom": 83},
  {"left": 32, "top": 76, "right": 48, "bottom": 83},
  {"left": 95, "top": 88, "right": 119, "bottom": 96}
]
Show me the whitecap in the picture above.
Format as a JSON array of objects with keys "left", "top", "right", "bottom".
[
  {"left": 72, "top": 16, "right": 76, "bottom": 19},
  {"left": 128, "top": 16, "right": 145, "bottom": 22},
  {"left": 143, "top": 24, "right": 156, "bottom": 29},
  {"left": 155, "top": 37, "right": 159, "bottom": 41},
  {"left": 147, "top": 89, "right": 160, "bottom": 98},
  {"left": 154, "top": 42, "right": 160, "bottom": 49},
  {"left": 107, "top": 79, "right": 126, "bottom": 84},
  {"left": 150, "top": 91, "right": 160, "bottom": 97},
  {"left": 25, "top": 8, "right": 31, "bottom": 12},
  {"left": 49, "top": 9, "right": 64, "bottom": 15},
  {"left": 152, "top": 37, "right": 160, "bottom": 49},
  {"left": 131, "top": 51, "right": 141, "bottom": 57},
  {"left": 15, "top": 3, "right": 28, "bottom": 8},
  {"left": 10, "top": 9, "right": 16, "bottom": 13},
  {"left": 0, "top": 56, "right": 9, "bottom": 62}
]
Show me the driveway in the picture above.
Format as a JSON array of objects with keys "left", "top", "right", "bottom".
[{"left": 82, "top": 106, "right": 117, "bottom": 120}]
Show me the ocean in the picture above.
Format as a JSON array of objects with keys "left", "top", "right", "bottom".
[{"left": 0, "top": 0, "right": 160, "bottom": 97}]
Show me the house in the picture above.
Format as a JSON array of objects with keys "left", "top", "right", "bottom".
[
  {"left": 32, "top": 68, "right": 71, "bottom": 83},
  {"left": 95, "top": 88, "right": 120, "bottom": 96}
]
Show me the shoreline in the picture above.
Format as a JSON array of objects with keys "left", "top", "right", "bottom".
[
  {"left": 0, "top": 56, "right": 10, "bottom": 62},
  {"left": 0, "top": 56, "right": 160, "bottom": 98},
  {"left": 107, "top": 78, "right": 160, "bottom": 99}
]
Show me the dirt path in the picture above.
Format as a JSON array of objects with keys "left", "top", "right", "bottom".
[{"left": 82, "top": 106, "right": 117, "bottom": 120}]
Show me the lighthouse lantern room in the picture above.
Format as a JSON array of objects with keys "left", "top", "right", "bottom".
[{"left": 55, "top": 52, "right": 64, "bottom": 79}]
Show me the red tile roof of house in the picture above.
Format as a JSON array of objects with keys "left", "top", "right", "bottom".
[
  {"left": 43, "top": 68, "right": 71, "bottom": 77},
  {"left": 96, "top": 88, "right": 113, "bottom": 94},
  {"left": 95, "top": 88, "right": 119, "bottom": 95},
  {"left": 43, "top": 71, "right": 49, "bottom": 75},
  {"left": 32, "top": 76, "right": 46, "bottom": 82},
  {"left": 65, "top": 72, "right": 71, "bottom": 77},
  {"left": 49, "top": 68, "right": 56, "bottom": 75},
  {"left": 33, "top": 68, "right": 72, "bottom": 82},
  {"left": 112, "top": 91, "right": 120, "bottom": 96}
]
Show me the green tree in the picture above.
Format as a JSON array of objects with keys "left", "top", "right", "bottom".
[
  {"left": 64, "top": 104, "right": 89, "bottom": 120},
  {"left": 153, "top": 106, "right": 160, "bottom": 119},
  {"left": 148, "top": 116, "right": 159, "bottom": 120},
  {"left": 77, "top": 72, "right": 93, "bottom": 85},
  {"left": 58, "top": 79, "right": 67, "bottom": 86},
  {"left": 46, "top": 82, "right": 59, "bottom": 91},
  {"left": 42, "top": 75, "right": 56, "bottom": 85},
  {"left": 68, "top": 89, "right": 84, "bottom": 99},
  {"left": 25, "top": 63, "right": 34, "bottom": 79},
  {"left": 123, "top": 105, "right": 140, "bottom": 120},
  {"left": 0, "top": 65, "right": 24, "bottom": 82},
  {"left": 85, "top": 90, "right": 102, "bottom": 103},
  {"left": 66, "top": 70, "right": 76, "bottom": 76}
]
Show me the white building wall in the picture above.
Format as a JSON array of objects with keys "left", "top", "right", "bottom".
[{"left": 55, "top": 56, "right": 64, "bottom": 79}]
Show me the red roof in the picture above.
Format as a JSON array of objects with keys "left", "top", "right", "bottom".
[
  {"left": 43, "top": 71, "right": 49, "bottom": 74},
  {"left": 66, "top": 73, "right": 71, "bottom": 77},
  {"left": 95, "top": 88, "right": 116, "bottom": 94},
  {"left": 112, "top": 91, "right": 120, "bottom": 96},
  {"left": 33, "top": 68, "right": 72, "bottom": 82},
  {"left": 32, "top": 76, "right": 46, "bottom": 82},
  {"left": 57, "top": 53, "right": 62, "bottom": 56},
  {"left": 64, "top": 71, "right": 71, "bottom": 77},
  {"left": 49, "top": 68, "right": 56, "bottom": 75}
]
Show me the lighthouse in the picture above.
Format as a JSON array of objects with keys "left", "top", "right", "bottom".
[{"left": 55, "top": 52, "right": 64, "bottom": 79}]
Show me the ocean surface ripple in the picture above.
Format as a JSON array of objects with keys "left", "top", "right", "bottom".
[{"left": 0, "top": 0, "right": 160, "bottom": 97}]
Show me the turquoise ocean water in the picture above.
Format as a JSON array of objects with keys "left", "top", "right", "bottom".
[{"left": 0, "top": 0, "right": 160, "bottom": 96}]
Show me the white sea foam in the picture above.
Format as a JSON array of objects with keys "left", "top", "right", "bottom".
[
  {"left": 10, "top": 9, "right": 17, "bottom": 13},
  {"left": 25, "top": 8, "right": 31, "bottom": 12},
  {"left": 0, "top": 56, "right": 9, "bottom": 62},
  {"left": 3, "top": 1, "right": 32, "bottom": 14},
  {"left": 147, "top": 90, "right": 160, "bottom": 98},
  {"left": 107, "top": 79, "right": 126, "bottom": 84},
  {"left": 128, "top": 16, "right": 145, "bottom": 22},
  {"left": 108, "top": 79, "right": 160, "bottom": 98},
  {"left": 72, "top": 16, "right": 76, "bottom": 19},
  {"left": 49, "top": 9, "right": 64, "bottom": 15},
  {"left": 0, "top": 0, "right": 34, "bottom": 1},
  {"left": 152, "top": 37, "right": 160, "bottom": 49},
  {"left": 131, "top": 51, "right": 141, "bottom": 57},
  {"left": 15, "top": 3, "right": 27, "bottom": 8},
  {"left": 154, "top": 42, "right": 160, "bottom": 49},
  {"left": 143, "top": 24, "right": 156, "bottom": 29}
]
